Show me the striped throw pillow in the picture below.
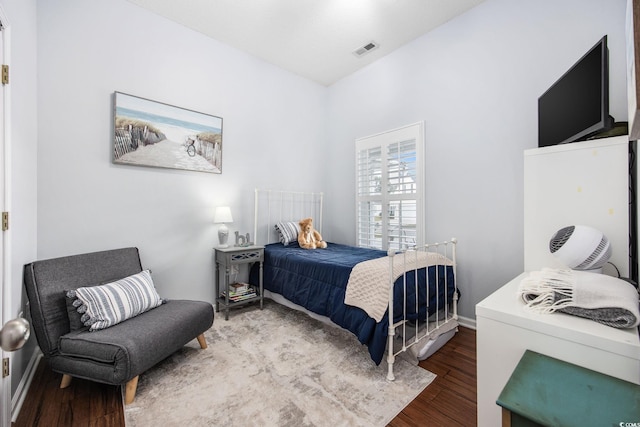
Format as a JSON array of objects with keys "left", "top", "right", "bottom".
[
  {"left": 66, "top": 270, "right": 163, "bottom": 331},
  {"left": 275, "top": 221, "right": 300, "bottom": 246}
]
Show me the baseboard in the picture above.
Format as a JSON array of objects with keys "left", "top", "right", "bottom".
[
  {"left": 11, "top": 349, "right": 42, "bottom": 423},
  {"left": 457, "top": 314, "right": 476, "bottom": 330}
]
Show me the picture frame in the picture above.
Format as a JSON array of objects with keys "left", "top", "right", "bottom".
[{"left": 113, "top": 92, "right": 223, "bottom": 174}]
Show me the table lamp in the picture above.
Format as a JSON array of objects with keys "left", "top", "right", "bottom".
[{"left": 214, "top": 206, "right": 233, "bottom": 248}]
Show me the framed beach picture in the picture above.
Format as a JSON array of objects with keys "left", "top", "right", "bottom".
[{"left": 113, "top": 92, "right": 223, "bottom": 174}]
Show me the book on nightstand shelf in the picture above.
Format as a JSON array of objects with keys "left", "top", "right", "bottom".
[
  {"left": 222, "top": 283, "right": 257, "bottom": 302},
  {"left": 230, "top": 282, "right": 249, "bottom": 294}
]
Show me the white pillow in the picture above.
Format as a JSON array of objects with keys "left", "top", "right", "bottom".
[
  {"left": 274, "top": 221, "right": 300, "bottom": 246},
  {"left": 66, "top": 270, "right": 163, "bottom": 331}
]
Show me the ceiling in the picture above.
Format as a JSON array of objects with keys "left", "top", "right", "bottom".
[{"left": 126, "top": 0, "right": 486, "bottom": 86}]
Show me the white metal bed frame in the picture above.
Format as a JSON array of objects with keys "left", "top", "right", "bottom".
[
  {"left": 253, "top": 189, "right": 458, "bottom": 381},
  {"left": 254, "top": 189, "right": 324, "bottom": 245},
  {"left": 385, "top": 242, "right": 458, "bottom": 380}
]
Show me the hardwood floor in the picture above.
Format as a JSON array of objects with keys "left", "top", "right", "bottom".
[
  {"left": 13, "top": 360, "right": 124, "bottom": 427},
  {"left": 389, "top": 326, "right": 477, "bottom": 426},
  {"left": 14, "top": 327, "right": 476, "bottom": 427}
]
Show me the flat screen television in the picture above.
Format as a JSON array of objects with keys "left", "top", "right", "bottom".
[{"left": 538, "top": 35, "right": 612, "bottom": 147}]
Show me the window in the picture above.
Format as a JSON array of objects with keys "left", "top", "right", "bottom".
[{"left": 355, "top": 122, "right": 424, "bottom": 250}]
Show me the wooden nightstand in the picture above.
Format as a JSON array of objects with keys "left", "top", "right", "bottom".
[{"left": 214, "top": 245, "right": 264, "bottom": 320}]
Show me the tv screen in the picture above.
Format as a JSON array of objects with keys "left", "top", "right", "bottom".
[{"left": 538, "top": 36, "right": 611, "bottom": 147}]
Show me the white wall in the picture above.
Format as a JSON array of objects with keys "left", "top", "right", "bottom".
[
  {"left": 36, "top": 0, "right": 327, "bottom": 306},
  {"left": 325, "top": 0, "right": 628, "bottom": 319},
  {"left": 0, "top": 0, "right": 38, "bottom": 399}
]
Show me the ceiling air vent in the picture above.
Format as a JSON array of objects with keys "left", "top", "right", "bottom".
[{"left": 353, "top": 41, "right": 379, "bottom": 57}]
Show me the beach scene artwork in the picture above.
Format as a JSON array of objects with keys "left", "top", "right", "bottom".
[{"left": 113, "top": 92, "right": 223, "bottom": 173}]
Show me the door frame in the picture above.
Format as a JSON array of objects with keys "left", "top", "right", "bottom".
[{"left": 0, "top": 5, "right": 11, "bottom": 427}]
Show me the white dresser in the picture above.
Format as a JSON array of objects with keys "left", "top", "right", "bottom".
[
  {"left": 476, "top": 134, "right": 637, "bottom": 425},
  {"left": 476, "top": 273, "right": 640, "bottom": 427}
]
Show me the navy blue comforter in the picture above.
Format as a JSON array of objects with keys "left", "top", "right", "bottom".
[{"left": 249, "top": 242, "right": 455, "bottom": 365}]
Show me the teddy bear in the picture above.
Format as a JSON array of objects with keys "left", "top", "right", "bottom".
[{"left": 298, "top": 217, "right": 327, "bottom": 249}]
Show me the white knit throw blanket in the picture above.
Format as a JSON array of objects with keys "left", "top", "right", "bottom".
[
  {"left": 344, "top": 251, "right": 453, "bottom": 322},
  {"left": 518, "top": 268, "right": 640, "bottom": 329}
]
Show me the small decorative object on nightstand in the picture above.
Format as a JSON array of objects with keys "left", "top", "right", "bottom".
[
  {"left": 234, "top": 231, "right": 253, "bottom": 247},
  {"left": 214, "top": 245, "right": 264, "bottom": 320},
  {"left": 214, "top": 206, "right": 233, "bottom": 248}
]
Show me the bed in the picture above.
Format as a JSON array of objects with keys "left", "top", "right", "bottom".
[{"left": 249, "top": 189, "right": 459, "bottom": 380}]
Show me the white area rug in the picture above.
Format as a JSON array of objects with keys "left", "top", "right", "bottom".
[{"left": 124, "top": 300, "right": 435, "bottom": 427}]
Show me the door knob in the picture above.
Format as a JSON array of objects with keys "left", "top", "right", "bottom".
[{"left": 0, "top": 317, "right": 30, "bottom": 352}]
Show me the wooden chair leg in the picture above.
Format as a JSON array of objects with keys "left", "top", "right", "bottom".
[
  {"left": 124, "top": 376, "right": 139, "bottom": 405},
  {"left": 196, "top": 333, "right": 207, "bottom": 349},
  {"left": 60, "top": 374, "right": 72, "bottom": 389},
  {"left": 502, "top": 407, "right": 512, "bottom": 427}
]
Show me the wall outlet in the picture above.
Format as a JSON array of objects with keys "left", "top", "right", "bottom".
[{"left": 231, "top": 265, "right": 239, "bottom": 274}]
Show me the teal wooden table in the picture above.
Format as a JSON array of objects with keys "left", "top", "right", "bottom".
[{"left": 497, "top": 350, "right": 640, "bottom": 427}]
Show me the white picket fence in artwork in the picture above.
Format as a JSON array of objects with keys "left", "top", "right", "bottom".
[{"left": 114, "top": 126, "right": 219, "bottom": 166}]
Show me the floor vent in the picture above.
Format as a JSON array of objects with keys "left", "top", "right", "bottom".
[{"left": 353, "top": 41, "right": 379, "bottom": 57}]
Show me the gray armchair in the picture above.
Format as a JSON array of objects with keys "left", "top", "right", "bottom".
[{"left": 23, "top": 247, "right": 214, "bottom": 404}]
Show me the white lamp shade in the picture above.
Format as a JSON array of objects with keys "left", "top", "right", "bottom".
[{"left": 214, "top": 206, "right": 233, "bottom": 224}]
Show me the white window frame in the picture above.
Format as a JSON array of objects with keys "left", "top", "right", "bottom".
[{"left": 355, "top": 122, "right": 425, "bottom": 250}]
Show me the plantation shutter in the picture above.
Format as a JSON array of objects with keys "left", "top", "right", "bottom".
[{"left": 355, "top": 123, "right": 424, "bottom": 250}]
